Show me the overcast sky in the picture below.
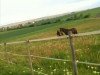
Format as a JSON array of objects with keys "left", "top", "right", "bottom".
[{"left": 0, "top": 0, "right": 100, "bottom": 26}]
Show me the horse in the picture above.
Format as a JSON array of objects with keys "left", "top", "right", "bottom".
[{"left": 57, "top": 28, "right": 78, "bottom": 36}]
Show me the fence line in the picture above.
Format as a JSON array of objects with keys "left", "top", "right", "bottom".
[
  {"left": 0, "top": 30, "right": 100, "bottom": 46},
  {"left": 0, "top": 30, "right": 100, "bottom": 75},
  {"left": 0, "top": 51, "right": 100, "bottom": 66}
]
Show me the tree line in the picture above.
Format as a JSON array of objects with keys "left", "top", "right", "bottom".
[{"left": 0, "top": 13, "right": 90, "bottom": 32}]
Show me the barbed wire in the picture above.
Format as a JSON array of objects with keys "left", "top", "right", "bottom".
[
  {"left": 0, "top": 30, "right": 100, "bottom": 46},
  {"left": 0, "top": 51, "right": 100, "bottom": 66}
]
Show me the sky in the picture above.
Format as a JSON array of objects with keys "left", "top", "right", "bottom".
[{"left": 0, "top": 0, "right": 100, "bottom": 26}]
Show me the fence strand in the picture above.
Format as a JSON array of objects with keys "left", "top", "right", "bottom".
[
  {"left": 0, "top": 30, "right": 100, "bottom": 45},
  {"left": 0, "top": 52, "right": 100, "bottom": 66}
]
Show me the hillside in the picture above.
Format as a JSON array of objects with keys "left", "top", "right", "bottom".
[
  {"left": 0, "top": 7, "right": 100, "bottom": 43},
  {"left": 0, "top": 18, "right": 100, "bottom": 42},
  {"left": 0, "top": 7, "right": 100, "bottom": 75}
]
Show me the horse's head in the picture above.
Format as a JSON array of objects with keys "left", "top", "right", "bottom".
[{"left": 57, "top": 29, "right": 64, "bottom": 36}]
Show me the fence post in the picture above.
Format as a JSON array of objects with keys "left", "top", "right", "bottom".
[
  {"left": 4, "top": 43, "right": 9, "bottom": 64},
  {"left": 26, "top": 40, "right": 34, "bottom": 75},
  {"left": 68, "top": 31, "right": 78, "bottom": 75}
]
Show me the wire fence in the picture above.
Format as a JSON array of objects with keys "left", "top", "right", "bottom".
[
  {"left": 0, "top": 51, "right": 100, "bottom": 66},
  {"left": 0, "top": 30, "right": 100, "bottom": 45},
  {"left": 0, "top": 30, "right": 100, "bottom": 75}
]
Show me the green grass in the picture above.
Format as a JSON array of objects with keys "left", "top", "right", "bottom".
[
  {"left": 51, "top": 7, "right": 100, "bottom": 21},
  {"left": 0, "top": 7, "right": 100, "bottom": 43},
  {"left": 0, "top": 35, "right": 100, "bottom": 75},
  {"left": 0, "top": 18, "right": 100, "bottom": 43},
  {"left": 0, "top": 7, "right": 100, "bottom": 75},
  {"left": 79, "top": 7, "right": 100, "bottom": 17}
]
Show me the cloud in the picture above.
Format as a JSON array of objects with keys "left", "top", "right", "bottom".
[{"left": 0, "top": 0, "right": 100, "bottom": 26}]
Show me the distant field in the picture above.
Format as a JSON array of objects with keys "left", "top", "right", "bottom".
[
  {"left": 0, "top": 7, "right": 100, "bottom": 43},
  {"left": 0, "top": 18, "right": 100, "bottom": 43}
]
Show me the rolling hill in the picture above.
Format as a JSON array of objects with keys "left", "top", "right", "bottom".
[
  {"left": 0, "top": 7, "right": 100, "bottom": 43},
  {"left": 0, "top": 7, "right": 100, "bottom": 75}
]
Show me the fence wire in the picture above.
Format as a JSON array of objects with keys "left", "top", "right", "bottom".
[
  {"left": 0, "top": 30, "right": 100, "bottom": 45},
  {"left": 0, "top": 30, "right": 100, "bottom": 75},
  {"left": 0, "top": 51, "right": 100, "bottom": 66}
]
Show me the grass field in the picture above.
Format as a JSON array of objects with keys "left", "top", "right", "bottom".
[
  {"left": 0, "top": 18, "right": 100, "bottom": 43},
  {"left": 0, "top": 7, "right": 100, "bottom": 75},
  {"left": 0, "top": 35, "right": 100, "bottom": 75},
  {"left": 0, "top": 7, "right": 100, "bottom": 43}
]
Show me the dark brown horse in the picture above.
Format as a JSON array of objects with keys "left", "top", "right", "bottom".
[{"left": 57, "top": 28, "right": 77, "bottom": 36}]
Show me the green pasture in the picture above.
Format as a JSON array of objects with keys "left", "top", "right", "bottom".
[
  {"left": 0, "top": 7, "right": 100, "bottom": 43},
  {"left": 0, "top": 35, "right": 100, "bottom": 75},
  {"left": 0, "top": 18, "right": 100, "bottom": 43},
  {"left": 0, "top": 7, "right": 100, "bottom": 75}
]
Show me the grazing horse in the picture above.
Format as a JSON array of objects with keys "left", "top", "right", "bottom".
[{"left": 57, "top": 28, "right": 78, "bottom": 36}]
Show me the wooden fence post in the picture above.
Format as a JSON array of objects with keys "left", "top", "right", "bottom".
[
  {"left": 4, "top": 43, "right": 9, "bottom": 64},
  {"left": 68, "top": 31, "right": 78, "bottom": 75},
  {"left": 26, "top": 40, "right": 34, "bottom": 75}
]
